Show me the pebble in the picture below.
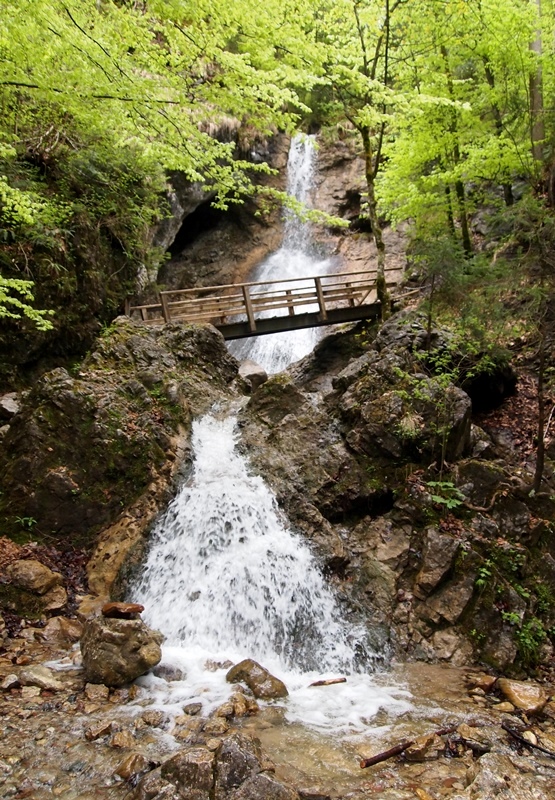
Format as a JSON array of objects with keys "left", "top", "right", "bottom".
[
  {"left": 522, "top": 731, "right": 538, "bottom": 746},
  {"left": 85, "top": 720, "right": 114, "bottom": 741},
  {"left": 114, "top": 752, "right": 150, "bottom": 780},
  {"left": 84, "top": 683, "right": 110, "bottom": 702},
  {"left": 1, "top": 674, "right": 19, "bottom": 690},
  {"left": 182, "top": 702, "right": 202, "bottom": 715},
  {"left": 110, "top": 730, "right": 135, "bottom": 748},
  {"left": 493, "top": 702, "right": 515, "bottom": 713}
]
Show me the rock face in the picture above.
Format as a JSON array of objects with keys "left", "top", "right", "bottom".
[
  {"left": 0, "top": 318, "right": 238, "bottom": 551},
  {"left": 226, "top": 660, "right": 288, "bottom": 699},
  {"left": 236, "top": 311, "right": 552, "bottom": 671},
  {"left": 80, "top": 616, "right": 164, "bottom": 687}
]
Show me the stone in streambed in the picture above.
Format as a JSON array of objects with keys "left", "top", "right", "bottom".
[
  {"left": 19, "top": 665, "right": 63, "bottom": 691},
  {"left": 497, "top": 678, "right": 547, "bottom": 714},
  {"left": 226, "top": 659, "right": 288, "bottom": 699},
  {"left": 80, "top": 616, "right": 163, "bottom": 687}
]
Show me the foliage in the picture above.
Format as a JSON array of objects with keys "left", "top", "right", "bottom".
[{"left": 426, "top": 480, "right": 465, "bottom": 510}]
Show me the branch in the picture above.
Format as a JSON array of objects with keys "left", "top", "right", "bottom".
[{"left": 63, "top": 6, "right": 130, "bottom": 81}]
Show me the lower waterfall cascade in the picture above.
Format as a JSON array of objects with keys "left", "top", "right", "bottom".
[{"left": 130, "top": 411, "right": 412, "bottom": 735}]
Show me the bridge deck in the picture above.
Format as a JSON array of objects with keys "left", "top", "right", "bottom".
[{"left": 126, "top": 269, "right": 398, "bottom": 340}]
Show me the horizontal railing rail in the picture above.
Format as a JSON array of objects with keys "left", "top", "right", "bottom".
[{"left": 125, "top": 268, "right": 399, "bottom": 335}]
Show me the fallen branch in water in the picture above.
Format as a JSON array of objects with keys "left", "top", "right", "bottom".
[
  {"left": 359, "top": 726, "right": 457, "bottom": 769},
  {"left": 309, "top": 677, "right": 347, "bottom": 687},
  {"left": 502, "top": 721, "right": 555, "bottom": 759},
  {"left": 360, "top": 740, "right": 413, "bottom": 768}
]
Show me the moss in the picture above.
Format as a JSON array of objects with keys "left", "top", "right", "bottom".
[{"left": 0, "top": 584, "right": 45, "bottom": 620}]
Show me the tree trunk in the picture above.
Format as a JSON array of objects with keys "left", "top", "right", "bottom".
[
  {"left": 361, "top": 126, "right": 390, "bottom": 318},
  {"left": 530, "top": 0, "right": 545, "bottom": 167}
]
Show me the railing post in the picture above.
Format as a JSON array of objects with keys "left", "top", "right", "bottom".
[
  {"left": 124, "top": 298, "right": 131, "bottom": 316},
  {"left": 285, "top": 289, "right": 295, "bottom": 316},
  {"left": 315, "top": 277, "right": 328, "bottom": 321},
  {"left": 160, "top": 292, "right": 171, "bottom": 323},
  {"left": 242, "top": 285, "right": 257, "bottom": 332},
  {"left": 346, "top": 281, "right": 356, "bottom": 307}
]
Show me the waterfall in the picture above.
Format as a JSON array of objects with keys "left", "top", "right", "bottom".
[
  {"left": 129, "top": 136, "right": 411, "bottom": 735},
  {"left": 229, "top": 135, "right": 336, "bottom": 374},
  {"left": 131, "top": 413, "right": 411, "bottom": 733},
  {"left": 134, "top": 414, "right": 366, "bottom": 671}
]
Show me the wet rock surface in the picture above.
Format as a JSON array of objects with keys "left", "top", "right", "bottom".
[
  {"left": 0, "top": 621, "right": 555, "bottom": 799},
  {"left": 226, "top": 660, "right": 288, "bottom": 700},
  {"left": 80, "top": 616, "right": 164, "bottom": 687}
]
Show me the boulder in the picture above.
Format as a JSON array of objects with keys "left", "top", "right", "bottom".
[
  {"left": 238, "top": 360, "right": 268, "bottom": 392},
  {"left": 497, "top": 678, "right": 548, "bottom": 714},
  {"left": 226, "top": 659, "right": 288, "bottom": 699},
  {"left": 214, "top": 733, "right": 264, "bottom": 799},
  {"left": 161, "top": 747, "right": 215, "bottom": 800},
  {"left": 80, "top": 616, "right": 163, "bottom": 687},
  {"left": 6, "top": 559, "right": 62, "bottom": 595}
]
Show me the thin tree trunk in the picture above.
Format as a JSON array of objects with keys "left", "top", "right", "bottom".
[
  {"left": 483, "top": 60, "right": 514, "bottom": 206},
  {"left": 361, "top": 126, "right": 390, "bottom": 317},
  {"left": 533, "top": 321, "right": 546, "bottom": 492}
]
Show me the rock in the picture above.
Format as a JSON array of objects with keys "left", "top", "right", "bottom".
[
  {"left": 76, "top": 595, "right": 109, "bottom": 621},
  {"left": 141, "top": 710, "right": 166, "bottom": 728},
  {"left": 422, "top": 573, "right": 475, "bottom": 625},
  {"left": 85, "top": 683, "right": 110, "bottom": 702},
  {"left": 21, "top": 685, "right": 41, "bottom": 698},
  {"left": 37, "top": 616, "right": 83, "bottom": 645},
  {"left": 0, "top": 392, "right": 20, "bottom": 419},
  {"left": 80, "top": 616, "right": 163, "bottom": 687},
  {"left": 183, "top": 703, "right": 203, "bottom": 716},
  {"left": 161, "top": 747, "right": 215, "bottom": 800},
  {"left": 114, "top": 752, "right": 151, "bottom": 781},
  {"left": 493, "top": 701, "right": 515, "bottom": 713},
  {"left": 134, "top": 767, "right": 170, "bottom": 800},
  {"left": 1, "top": 673, "right": 19, "bottom": 690},
  {"left": 153, "top": 663, "right": 185, "bottom": 682},
  {"left": 226, "top": 660, "right": 288, "bottom": 699},
  {"left": 239, "top": 360, "right": 268, "bottom": 392},
  {"left": 85, "top": 721, "right": 115, "bottom": 741},
  {"left": 230, "top": 692, "right": 259, "bottom": 717},
  {"left": 111, "top": 730, "right": 136, "bottom": 748},
  {"left": 40, "top": 585, "right": 68, "bottom": 612},
  {"left": 229, "top": 772, "right": 299, "bottom": 800},
  {"left": 404, "top": 733, "right": 445, "bottom": 762},
  {"left": 466, "top": 673, "right": 497, "bottom": 693},
  {"left": 214, "top": 733, "right": 263, "bottom": 800},
  {"left": 19, "top": 665, "right": 63, "bottom": 691},
  {"left": 204, "top": 718, "right": 230, "bottom": 736},
  {"left": 102, "top": 602, "right": 145, "bottom": 619},
  {"left": 414, "top": 528, "right": 459, "bottom": 595},
  {"left": 497, "top": 678, "right": 547, "bottom": 714},
  {"left": 6, "top": 559, "right": 62, "bottom": 595}
]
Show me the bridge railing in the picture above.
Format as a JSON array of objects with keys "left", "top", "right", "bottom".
[{"left": 125, "top": 268, "right": 398, "bottom": 330}]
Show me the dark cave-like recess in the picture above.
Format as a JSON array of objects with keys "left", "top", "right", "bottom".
[{"left": 168, "top": 200, "right": 227, "bottom": 256}]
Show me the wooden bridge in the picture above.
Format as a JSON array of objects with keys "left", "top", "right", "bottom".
[{"left": 125, "top": 269, "right": 399, "bottom": 340}]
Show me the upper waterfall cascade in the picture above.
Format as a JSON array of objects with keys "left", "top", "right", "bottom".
[{"left": 229, "top": 135, "right": 336, "bottom": 373}]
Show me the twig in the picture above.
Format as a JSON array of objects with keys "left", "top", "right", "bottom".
[
  {"left": 502, "top": 721, "right": 555, "bottom": 759},
  {"left": 309, "top": 677, "right": 347, "bottom": 687},
  {"left": 359, "top": 726, "right": 456, "bottom": 769}
]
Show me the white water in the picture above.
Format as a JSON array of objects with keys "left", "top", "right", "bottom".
[
  {"left": 131, "top": 413, "right": 411, "bottom": 734},
  {"left": 229, "top": 135, "right": 337, "bottom": 373}
]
